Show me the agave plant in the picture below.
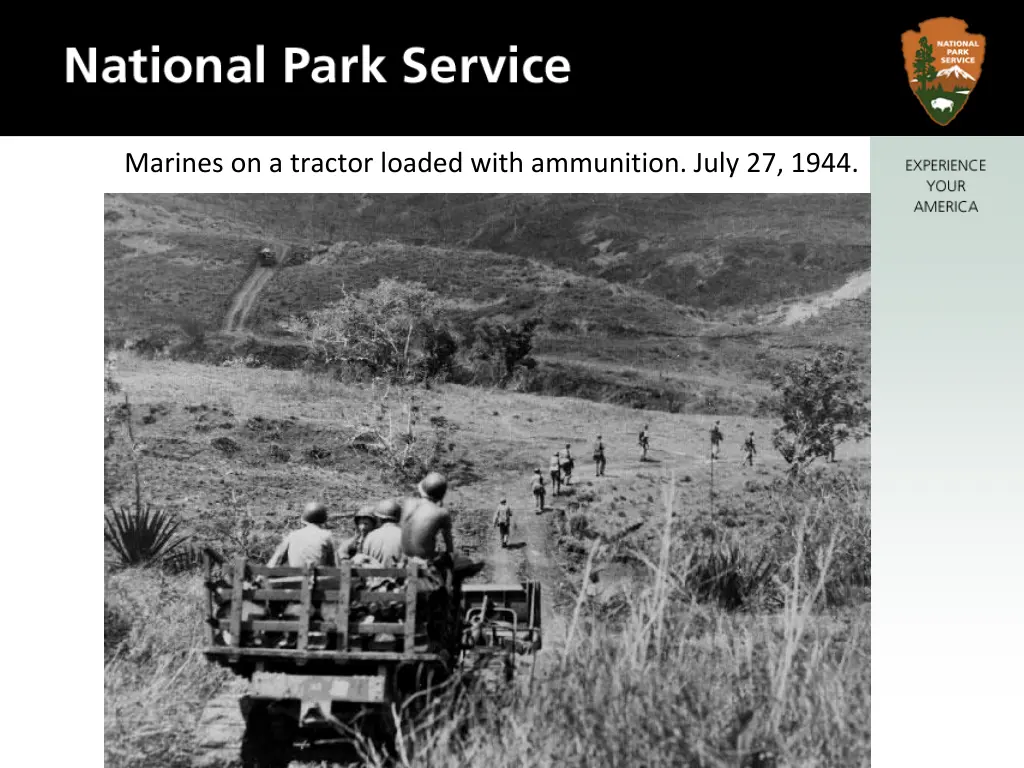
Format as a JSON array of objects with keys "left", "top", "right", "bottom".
[
  {"left": 162, "top": 542, "right": 223, "bottom": 574},
  {"left": 104, "top": 501, "right": 191, "bottom": 568},
  {"left": 684, "top": 539, "right": 780, "bottom": 611}
]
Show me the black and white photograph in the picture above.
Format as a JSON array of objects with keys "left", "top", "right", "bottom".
[{"left": 104, "top": 193, "right": 871, "bottom": 768}]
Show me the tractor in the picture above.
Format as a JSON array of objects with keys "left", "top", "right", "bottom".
[
  {"left": 194, "top": 550, "right": 541, "bottom": 766},
  {"left": 256, "top": 247, "right": 276, "bottom": 267}
]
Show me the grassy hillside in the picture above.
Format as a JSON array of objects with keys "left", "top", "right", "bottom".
[
  {"left": 104, "top": 193, "right": 869, "bottom": 415},
  {"left": 104, "top": 354, "right": 870, "bottom": 767},
  {"left": 157, "top": 192, "right": 871, "bottom": 312}
]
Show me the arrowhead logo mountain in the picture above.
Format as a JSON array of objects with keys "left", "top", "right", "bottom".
[{"left": 902, "top": 17, "right": 985, "bottom": 126}]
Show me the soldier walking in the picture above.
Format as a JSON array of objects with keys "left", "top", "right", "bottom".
[
  {"left": 531, "top": 469, "right": 546, "bottom": 512},
  {"left": 549, "top": 451, "right": 562, "bottom": 496},
  {"left": 743, "top": 431, "right": 756, "bottom": 466},
  {"left": 493, "top": 497, "right": 513, "bottom": 548},
  {"left": 593, "top": 434, "right": 606, "bottom": 476},
  {"left": 710, "top": 421, "right": 723, "bottom": 460},
  {"left": 560, "top": 444, "right": 574, "bottom": 486},
  {"left": 638, "top": 424, "right": 650, "bottom": 461}
]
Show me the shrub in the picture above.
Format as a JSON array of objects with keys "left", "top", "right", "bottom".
[
  {"left": 568, "top": 513, "right": 593, "bottom": 538},
  {"left": 348, "top": 380, "right": 462, "bottom": 485},
  {"left": 283, "top": 278, "right": 459, "bottom": 384},
  {"left": 769, "top": 470, "right": 871, "bottom": 608},
  {"left": 175, "top": 313, "right": 207, "bottom": 348},
  {"left": 463, "top": 318, "right": 540, "bottom": 387},
  {"left": 766, "top": 347, "right": 870, "bottom": 477},
  {"left": 682, "top": 537, "right": 780, "bottom": 610},
  {"left": 104, "top": 393, "right": 192, "bottom": 569}
]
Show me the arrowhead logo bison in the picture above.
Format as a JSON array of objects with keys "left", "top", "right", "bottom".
[{"left": 902, "top": 18, "right": 985, "bottom": 126}]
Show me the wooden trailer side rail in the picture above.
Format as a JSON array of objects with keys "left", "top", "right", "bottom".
[{"left": 202, "top": 555, "right": 434, "bottom": 660}]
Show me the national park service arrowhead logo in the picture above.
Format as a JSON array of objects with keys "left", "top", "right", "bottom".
[{"left": 902, "top": 18, "right": 985, "bottom": 126}]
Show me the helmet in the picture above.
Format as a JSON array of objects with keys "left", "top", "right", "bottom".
[
  {"left": 373, "top": 498, "right": 401, "bottom": 523},
  {"left": 354, "top": 504, "right": 377, "bottom": 522},
  {"left": 302, "top": 500, "right": 328, "bottom": 525},
  {"left": 417, "top": 472, "right": 448, "bottom": 502}
]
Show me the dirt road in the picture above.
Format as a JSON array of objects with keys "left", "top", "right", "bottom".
[
  {"left": 481, "top": 479, "right": 568, "bottom": 655},
  {"left": 775, "top": 269, "right": 870, "bottom": 326},
  {"left": 222, "top": 244, "right": 288, "bottom": 332},
  {"left": 474, "top": 420, "right": 868, "bottom": 671}
]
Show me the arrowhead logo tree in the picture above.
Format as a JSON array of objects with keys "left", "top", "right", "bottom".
[{"left": 901, "top": 17, "right": 985, "bottom": 125}]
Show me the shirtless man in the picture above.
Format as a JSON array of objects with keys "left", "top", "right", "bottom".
[
  {"left": 400, "top": 471, "right": 454, "bottom": 563},
  {"left": 399, "top": 471, "right": 458, "bottom": 652}
]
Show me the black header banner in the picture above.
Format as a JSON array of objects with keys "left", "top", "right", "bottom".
[{"left": 2, "top": 11, "right": 1010, "bottom": 136}]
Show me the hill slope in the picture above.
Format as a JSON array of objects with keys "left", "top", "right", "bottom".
[
  {"left": 104, "top": 193, "right": 869, "bottom": 415},
  {"left": 103, "top": 353, "right": 870, "bottom": 767},
  {"left": 158, "top": 192, "right": 871, "bottom": 312}
]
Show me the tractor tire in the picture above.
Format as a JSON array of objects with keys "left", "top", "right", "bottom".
[{"left": 239, "top": 699, "right": 296, "bottom": 768}]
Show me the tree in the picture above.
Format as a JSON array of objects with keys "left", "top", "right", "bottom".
[
  {"left": 913, "top": 36, "right": 938, "bottom": 92},
  {"left": 283, "top": 279, "right": 455, "bottom": 382},
  {"left": 767, "top": 347, "right": 870, "bottom": 478},
  {"left": 466, "top": 318, "right": 539, "bottom": 386},
  {"left": 421, "top": 323, "right": 459, "bottom": 380}
]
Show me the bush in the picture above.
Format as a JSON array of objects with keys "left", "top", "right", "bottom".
[
  {"left": 682, "top": 537, "right": 779, "bottom": 610},
  {"left": 175, "top": 313, "right": 207, "bottom": 348},
  {"left": 769, "top": 470, "right": 871, "bottom": 608},
  {"left": 347, "top": 380, "right": 464, "bottom": 485},
  {"left": 766, "top": 347, "right": 870, "bottom": 477},
  {"left": 568, "top": 513, "right": 593, "bottom": 538},
  {"left": 461, "top": 317, "right": 540, "bottom": 387},
  {"left": 283, "top": 278, "right": 458, "bottom": 384}
]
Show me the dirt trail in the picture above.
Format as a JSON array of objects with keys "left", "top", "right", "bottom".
[
  {"left": 453, "top": 466, "right": 569, "bottom": 669},
  {"left": 482, "top": 480, "right": 568, "bottom": 654},
  {"left": 486, "top": 428, "right": 806, "bottom": 662},
  {"left": 475, "top": 446, "right": 688, "bottom": 688},
  {"left": 759, "top": 269, "right": 870, "bottom": 327},
  {"left": 472, "top": 447, "right": 678, "bottom": 672},
  {"left": 222, "top": 244, "right": 288, "bottom": 332}
]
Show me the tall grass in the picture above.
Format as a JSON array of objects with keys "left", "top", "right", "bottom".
[
  {"left": 102, "top": 361, "right": 868, "bottom": 766},
  {"left": 105, "top": 569, "right": 231, "bottom": 768},
  {"left": 360, "top": 477, "right": 869, "bottom": 768}
]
